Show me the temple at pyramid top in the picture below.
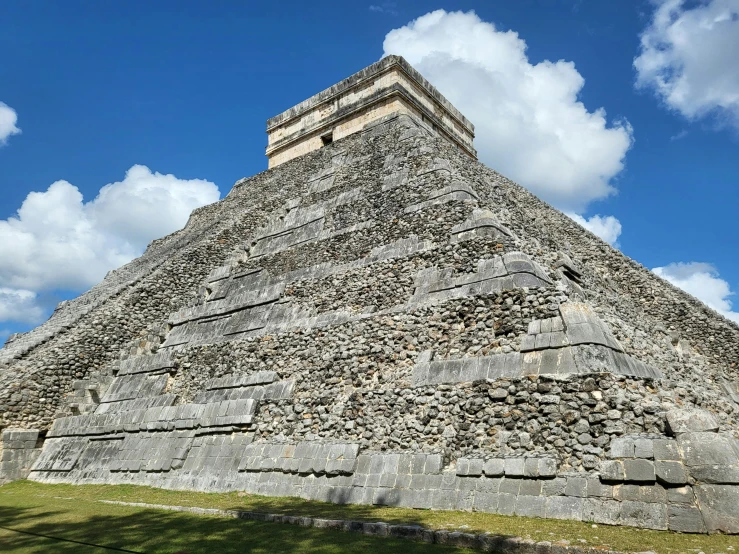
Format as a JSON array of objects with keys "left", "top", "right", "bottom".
[{"left": 265, "top": 55, "right": 477, "bottom": 167}]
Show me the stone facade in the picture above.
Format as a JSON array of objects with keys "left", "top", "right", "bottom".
[
  {"left": 266, "top": 55, "right": 476, "bottom": 167},
  {"left": 0, "top": 429, "right": 42, "bottom": 484},
  {"left": 1, "top": 59, "right": 739, "bottom": 534}
]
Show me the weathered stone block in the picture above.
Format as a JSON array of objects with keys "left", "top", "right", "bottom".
[
  {"left": 476, "top": 477, "right": 502, "bottom": 494},
  {"left": 542, "top": 478, "right": 567, "bottom": 496},
  {"left": 467, "top": 458, "right": 483, "bottom": 477},
  {"left": 395, "top": 474, "right": 411, "bottom": 490},
  {"left": 440, "top": 471, "right": 457, "bottom": 490},
  {"left": 432, "top": 489, "right": 460, "bottom": 510},
  {"left": 473, "top": 492, "right": 499, "bottom": 513},
  {"left": 599, "top": 460, "right": 624, "bottom": 482},
  {"left": 499, "top": 477, "right": 521, "bottom": 495},
  {"left": 666, "top": 408, "right": 719, "bottom": 435},
  {"left": 504, "top": 458, "right": 525, "bottom": 477},
  {"left": 564, "top": 477, "right": 587, "bottom": 497},
  {"left": 538, "top": 458, "right": 557, "bottom": 478},
  {"left": 373, "top": 487, "right": 401, "bottom": 507},
  {"left": 586, "top": 477, "right": 613, "bottom": 498},
  {"left": 515, "top": 495, "right": 546, "bottom": 518},
  {"left": 354, "top": 455, "right": 371, "bottom": 475},
  {"left": 406, "top": 489, "right": 432, "bottom": 509},
  {"left": 519, "top": 480, "right": 543, "bottom": 497},
  {"left": 679, "top": 433, "right": 739, "bottom": 467},
  {"left": 524, "top": 457, "right": 539, "bottom": 478},
  {"left": 455, "top": 458, "right": 470, "bottom": 476},
  {"left": 655, "top": 461, "right": 688, "bottom": 486},
  {"left": 362, "top": 521, "right": 390, "bottom": 536},
  {"left": 667, "top": 486, "right": 695, "bottom": 504},
  {"left": 409, "top": 454, "right": 425, "bottom": 475},
  {"left": 634, "top": 438, "right": 654, "bottom": 459},
  {"left": 582, "top": 498, "right": 621, "bottom": 526},
  {"left": 545, "top": 496, "right": 583, "bottom": 520},
  {"left": 378, "top": 472, "right": 397, "bottom": 488},
  {"left": 694, "top": 485, "right": 739, "bottom": 533},
  {"left": 653, "top": 439, "right": 680, "bottom": 461},
  {"left": 619, "top": 500, "right": 667, "bottom": 530},
  {"left": 425, "top": 454, "right": 443, "bottom": 474},
  {"left": 382, "top": 453, "right": 400, "bottom": 474},
  {"left": 457, "top": 476, "right": 478, "bottom": 493},
  {"left": 623, "top": 459, "right": 656, "bottom": 483},
  {"left": 668, "top": 505, "right": 707, "bottom": 534},
  {"left": 615, "top": 484, "right": 666, "bottom": 504},
  {"left": 609, "top": 437, "right": 635, "bottom": 459},
  {"left": 689, "top": 465, "right": 739, "bottom": 484},
  {"left": 496, "top": 492, "right": 516, "bottom": 515},
  {"left": 483, "top": 458, "right": 504, "bottom": 477},
  {"left": 396, "top": 454, "right": 412, "bottom": 476}
]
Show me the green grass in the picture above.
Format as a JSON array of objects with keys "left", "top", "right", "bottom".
[
  {"left": 0, "top": 483, "right": 472, "bottom": 554},
  {"left": 1, "top": 481, "right": 737, "bottom": 554}
]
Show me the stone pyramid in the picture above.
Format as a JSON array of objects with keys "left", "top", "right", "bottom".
[{"left": 1, "top": 56, "right": 738, "bottom": 534}]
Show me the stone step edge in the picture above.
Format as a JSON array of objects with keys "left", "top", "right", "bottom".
[{"left": 98, "top": 500, "right": 629, "bottom": 553}]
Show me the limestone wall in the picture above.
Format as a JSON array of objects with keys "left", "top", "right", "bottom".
[
  {"left": 266, "top": 56, "right": 476, "bottom": 167},
  {"left": 3, "top": 112, "right": 738, "bottom": 533},
  {"left": 267, "top": 97, "right": 415, "bottom": 168},
  {"left": 0, "top": 429, "right": 42, "bottom": 483}
]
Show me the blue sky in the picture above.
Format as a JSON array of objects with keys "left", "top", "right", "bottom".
[{"left": 1, "top": 0, "right": 738, "bottom": 338}]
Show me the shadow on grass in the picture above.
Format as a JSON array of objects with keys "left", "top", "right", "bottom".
[
  {"left": 0, "top": 501, "right": 473, "bottom": 554},
  {"left": 220, "top": 487, "right": 442, "bottom": 527},
  {"left": 1, "top": 481, "right": 479, "bottom": 529}
]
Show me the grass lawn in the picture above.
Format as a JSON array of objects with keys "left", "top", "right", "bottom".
[
  {"left": 0, "top": 483, "right": 472, "bottom": 553},
  {"left": 0, "top": 481, "right": 737, "bottom": 554}
]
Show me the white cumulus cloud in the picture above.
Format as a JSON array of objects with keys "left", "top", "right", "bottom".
[
  {"left": 565, "top": 213, "right": 622, "bottom": 246},
  {"left": 634, "top": 0, "right": 739, "bottom": 127},
  {"left": 0, "top": 102, "right": 21, "bottom": 145},
  {"left": 369, "top": 2, "right": 397, "bottom": 15},
  {"left": 0, "top": 165, "right": 219, "bottom": 324},
  {"left": 0, "top": 288, "right": 44, "bottom": 324},
  {"left": 653, "top": 262, "right": 739, "bottom": 323},
  {"left": 383, "top": 9, "right": 634, "bottom": 213}
]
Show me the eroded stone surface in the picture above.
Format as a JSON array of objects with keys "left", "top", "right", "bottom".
[
  {"left": 666, "top": 408, "right": 720, "bottom": 435},
  {"left": 1, "top": 58, "right": 738, "bottom": 534},
  {"left": 695, "top": 485, "right": 739, "bottom": 534}
]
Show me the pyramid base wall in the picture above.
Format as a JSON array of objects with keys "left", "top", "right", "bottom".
[
  {"left": 27, "top": 433, "right": 739, "bottom": 534},
  {"left": 0, "top": 429, "right": 42, "bottom": 484}
]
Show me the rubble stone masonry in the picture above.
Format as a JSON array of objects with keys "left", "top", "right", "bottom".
[{"left": 1, "top": 58, "right": 738, "bottom": 534}]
